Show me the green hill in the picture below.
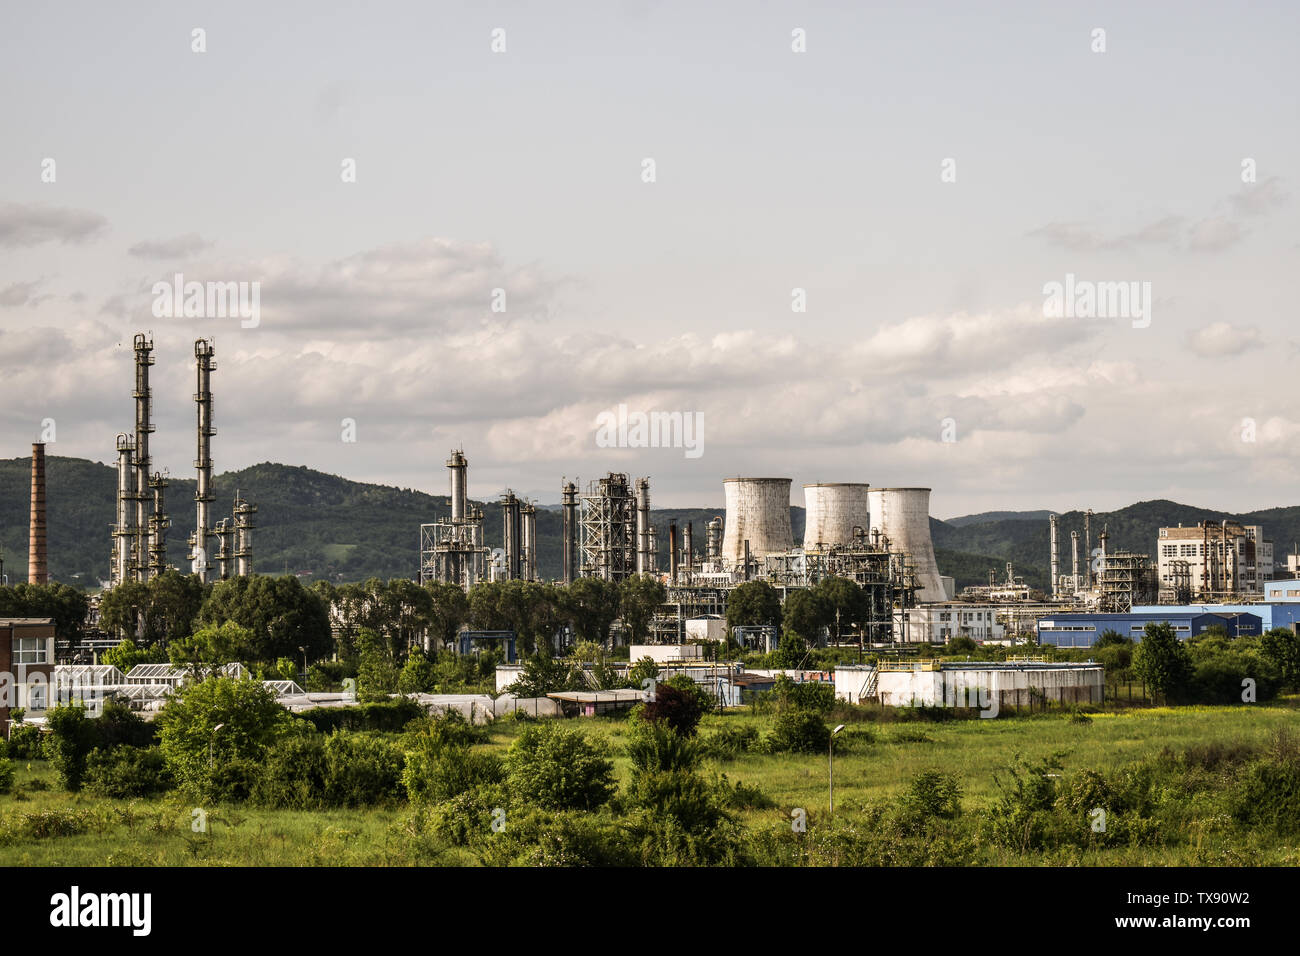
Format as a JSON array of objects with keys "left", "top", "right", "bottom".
[{"left": 4, "top": 456, "right": 1291, "bottom": 592}]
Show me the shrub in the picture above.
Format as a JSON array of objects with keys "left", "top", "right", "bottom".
[
  {"left": 472, "top": 807, "right": 636, "bottom": 867},
  {"left": 402, "top": 737, "right": 503, "bottom": 805},
  {"left": 638, "top": 682, "right": 705, "bottom": 737},
  {"left": 703, "top": 723, "right": 760, "bottom": 759},
  {"left": 5, "top": 725, "right": 43, "bottom": 760},
  {"left": 298, "top": 698, "right": 424, "bottom": 734},
  {"left": 772, "top": 675, "right": 836, "bottom": 714},
  {"left": 899, "top": 770, "right": 963, "bottom": 825},
  {"left": 504, "top": 722, "right": 616, "bottom": 811},
  {"left": 254, "top": 736, "right": 329, "bottom": 809},
  {"left": 624, "top": 717, "right": 703, "bottom": 774},
  {"left": 765, "top": 710, "right": 830, "bottom": 754},
  {"left": 85, "top": 747, "right": 171, "bottom": 798},
  {"left": 323, "top": 733, "right": 405, "bottom": 807},
  {"left": 44, "top": 705, "right": 101, "bottom": 791},
  {"left": 0, "top": 758, "right": 13, "bottom": 795},
  {"left": 155, "top": 677, "right": 295, "bottom": 797}
]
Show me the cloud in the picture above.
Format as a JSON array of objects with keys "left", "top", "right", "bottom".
[
  {"left": 1028, "top": 216, "right": 1184, "bottom": 252},
  {"left": 128, "top": 233, "right": 214, "bottom": 259},
  {"left": 0, "top": 201, "right": 107, "bottom": 247},
  {"left": 1186, "top": 216, "right": 1245, "bottom": 252},
  {"left": 1186, "top": 321, "right": 1264, "bottom": 357},
  {"left": 0, "top": 279, "right": 46, "bottom": 308},
  {"left": 1230, "top": 177, "right": 1288, "bottom": 217}
]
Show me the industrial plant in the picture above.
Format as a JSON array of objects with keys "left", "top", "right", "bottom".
[{"left": 108, "top": 334, "right": 257, "bottom": 586}]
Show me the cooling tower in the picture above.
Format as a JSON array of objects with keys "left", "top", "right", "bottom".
[
  {"left": 802, "top": 483, "right": 870, "bottom": 550},
  {"left": 867, "top": 487, "right": 945, "bottom": 602},
  {"left": 722, "top": 478, "right": 793, "bottom": 569}
]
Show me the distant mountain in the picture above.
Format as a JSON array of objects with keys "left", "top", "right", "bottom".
[
  {"left": 944, "top": 509, "right": 1054, "bottom": 527},
  {"left": 4, "top": 457, "right": 1294, "bottom": 593}
]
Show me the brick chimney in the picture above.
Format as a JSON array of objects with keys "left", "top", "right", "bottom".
[{"left": 29, "top": 442, "right": 47, "bottom": 585}]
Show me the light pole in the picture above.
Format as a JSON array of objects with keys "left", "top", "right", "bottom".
[
  {"left": 828, "top": 724, "right": 846, "bottom": 814},
  {"left": 298, "top": 645, "right": 307, "bottom": 680},
  {"left": 209, "top": 722, "right": 226, "bottom": 768}
]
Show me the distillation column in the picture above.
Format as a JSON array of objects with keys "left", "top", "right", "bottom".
[{"left": 192, "top": 340, "right": 216, "bottom": 581}]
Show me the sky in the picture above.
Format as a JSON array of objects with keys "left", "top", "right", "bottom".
[{"left": 0, "top": 0, "right": 1296, "bottom": 519}]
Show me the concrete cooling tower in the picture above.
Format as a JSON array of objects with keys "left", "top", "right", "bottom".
[
  {"left": 868, "top": 487, "right": 946, "bottom": 602},
  {"left": 722, "top": 478, "right": 794, "bottom": 569},
  {"left": 802, "top": 483, "right": 870, "bottom": 550}
]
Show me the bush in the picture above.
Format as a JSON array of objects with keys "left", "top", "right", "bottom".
[
  {"left": 638, "top": 681, "right": 705, "bottom": 737},
  {"left": 402, "top": 735, "right": 503, "bottom": 805},
  {"left": 765, "top": 710, "right": 830, "bottom": 754},
  {"left": 772, "top": 675, "right": 835, "bottom": 714},
  {"left": 323, "top": 733, "right": 405, "bottom": 807},
  {"left": 298, "top": 698, "right": 424, "bottom": 734},
  {"left": 624, "top": 717, "right": 703, "bottom": 774},
  {"left": 155, "top": 677, "right": 295, "bottom": 797},
  {"left": 45, "top": 705, "right": 100, "bottom": 791},
  {"left": 5, "top": 725, "right": 44, "bottom": 760},
  {"left": 504, "top": 723, "right": 616, "bottom": 811},
  {"left": 254, "top": 736, "right": 329, "bottom": 809},
  {"left": 85, "top": 746, "right": 171, "bottom": 798},
  {"left": 898, "top": 771, "right": 962, "bottom": 827},
  {"left": 0, "top": 758, "right": 13, "bottom": 794},
  {"left": 472, "top": 807, "right": 636, "bottom": 867},
  {"left": 703, "top": 723, "right": 760, "bottom": 759}
]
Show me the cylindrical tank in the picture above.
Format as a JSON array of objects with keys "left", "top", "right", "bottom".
[
  {"left": 867, "top": 487, "right": 945, "bottom": 602},
  {"left": 802, "top": 483, "right": 870, "bottom": 551},
  {"left": 722, "top": 478, "right": 793, "bottom": 569},
  {"left": 448, "top": 450, "right": 468, "bottom": 523}
]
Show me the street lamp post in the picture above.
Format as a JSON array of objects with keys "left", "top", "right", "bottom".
[{"left": 828, "top": 724, "right": 846, "bottom": 814}]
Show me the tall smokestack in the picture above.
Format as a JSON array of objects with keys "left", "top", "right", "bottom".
[
  {"left": 502, "top": 491, "right": 521, "bottom": 580},
  {"left": 669, "top": 521, "right": 679, "bottom": 584},
  {"left": 192, "top": 339, "right": 216, "bottom": 581},
  {"left": 635, "top": 477, "right": 651, "bottom": 574},
  {"left": 521, "top": 502, "right": 537, "bottom": 582},
  {"left": 114, "top": 435, "right": 135, "bottom": 585},
  {"left": 1070, "top": 530, "right": 1079, "bottom": 591},
  {"left": 132, "top": 334, "right": 155, "bottom": 582},
  {"left": 1084, "top": 509, "right": 1093, "bottom": 588},
  {"left": 561, "top": 480, "right": 578, "bottom": 585},
  {"left": 448, "top": 449, "right": 468, "bottom": 523},
  {"left": 1049, "top": 514, "right": 1059, "bottom": 600},
  {"left": 28, "top": 443, "right": 47, "bottom": 585},
  {"left": 683, "top": 522, "right": 694, "bottom": 572}
]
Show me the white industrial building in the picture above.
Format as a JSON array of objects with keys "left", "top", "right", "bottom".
[{"left": 1156, "top": 522, "right": 1273, "bottom": 599}]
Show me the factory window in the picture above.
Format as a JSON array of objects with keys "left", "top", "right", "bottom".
[{"left": 12, "top": 637, "right": 47, "bottom": 664}]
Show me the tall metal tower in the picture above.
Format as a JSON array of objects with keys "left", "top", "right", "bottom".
[
  {"left": 191, "top": 339, "right": 216, "bottom": 581},
  {"left": 132, "top": 334, "right": 155, "bottom": 581}
]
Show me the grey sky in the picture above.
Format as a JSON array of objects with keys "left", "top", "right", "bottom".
[{"left": 1, "top": 1, "right": 1296, "bottom": 518}]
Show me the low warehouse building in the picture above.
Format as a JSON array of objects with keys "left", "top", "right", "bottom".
[{"left": 1037, "top": 611, "right": 1262, "bottom": 647}]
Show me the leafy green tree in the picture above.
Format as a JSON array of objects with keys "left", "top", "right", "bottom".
[
  {"left": 144, "top": 569, "right": 206, "bottom": 644},
  {"left": 167, "top": 621, "right": 256, "bottom": 670},
  {"left": 45, "top": 704, "right": 100, "bottom": 791},
  {"left": 98, "top": 580, "right": 149, "bottom": 640},
  {"left": 812, "top": 576, "right": 870, "bottom": 639},
  {"left": 627, "top": 656, "right": 660, "bottom": 689},
  {"left": 197, "top": 574, "right": 332, "bottom": 665},
  {"left": 619, "top": 575, "right": 666, "bottom": 643},
  {"left": 725, "top": 581, "right": 781, "bottom": 631},
  {"left": 398, "top": 648, "right": 438, "bottom": 694},
  {"left": 155, "top": 676, "right": 295, "bottom": 796},
  {"left": 424, "top": 581, "right": 469, "bottom": 650},
  {"left": 102, "top": 638, "right": 169, "bottom": 672},
  {"left": 1260, "top": 628, "right": 1300, "bottom": 689},
  {"left": 504, "top": 723, "right": 616, "bottom": 811},
  {"left": 356, "top": 627, "right": 399, "bottom": 702},
  {"left": 771, "top": 632, "right": 808, "bottom": 668},
  {"left": 782, "top": 589, "right": 831, "bottom": 642},
  {"left": 0, "top": 582, "right": 90, "bottom": 644},
  {"left": 561, "top": 578, "right": 621, "bottom": 648},
  {"left": 1133, "top": 622, "right": 1193, "bottom": 702},
  {"left": 506, "top": 650, "right": 583, "bottom": 698},
  {"left": 1095, "top": 629, "right": 1131, "bottom": 649}
]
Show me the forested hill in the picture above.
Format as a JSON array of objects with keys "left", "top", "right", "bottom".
[{"left": 2, "top": 456, "right": 1294, "bottom": 592}]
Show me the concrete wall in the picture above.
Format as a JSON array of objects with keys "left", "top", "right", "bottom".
[
  {"left": 876, "top": 665, "right": 1104, "bottom": 708},
  {"left": 630, "top": 643, "right": 705, "bottom": 663}
]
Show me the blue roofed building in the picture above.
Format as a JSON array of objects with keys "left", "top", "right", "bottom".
[{"left": 1037, "top": 610, "right": 1263, "bottom": 648}]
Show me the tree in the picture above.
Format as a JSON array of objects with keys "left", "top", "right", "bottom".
[
  {"left": 197, "top": 574, "right": 332, "bottom": 665},
  {"left": 619, "top": 575, "right": 666, "bottom": 643},
  {"left": 562, "top": 578, "right": 621, "bottom": 647},
  {"left": 782, "top": 589, "right": 830, "bottom": 642},
  {"left": 1133, "top": 622, "right": 1193, "bottom": 702},
  {"left": 1260, "top": 628, "right": 1300, "bottom": 689},
  {"left": 725, "top": 581, "right": 781, "bottom": 631},
  {"left": 155, "top": 676, "right": 294, "bottom": 795},
  {"left": 98, "top": 580, "right": 149, "bottom": 640},
  {"left": 398, "top": 648, "right": 438, "bottom": 694},
  {"left": 639, "top": 681, "right": 705, "bottom": 736},
  {"left": 0, "top": 582, "right": 89, "bottom": 644},
  {"left": 356, "top": 627, "right": 399, "bottom": 702},
  {"left": 144, "top": 569, "right": 206, "bottom": 644},
  {"left": 812, "top": 576, "right": 869, "bottom": 639},
  {"left": 45, "top": 704, "right": 100, "bottom": 791},
  {"left": 424, "top": 581, "right": 469, "bottom": 650},
  {"left": 167, "top": 621, "right": 256, "bottom": 670},
  {"left": 504, "top": 723, "right": 616, "bottom": 811}
]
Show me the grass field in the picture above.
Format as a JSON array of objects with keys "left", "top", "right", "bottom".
[{"left": 2, "top": 699, "right": 1297, "bottom": 866}]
